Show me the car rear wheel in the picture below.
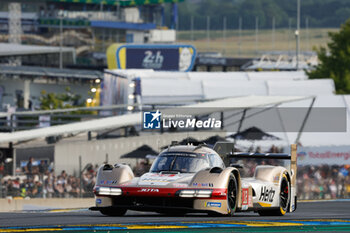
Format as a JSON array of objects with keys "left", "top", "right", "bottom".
[
  {"left": 227, "top": 174, "right": 238, "bottom": 216},
  {"left": 258, "top": 173, "right": 290, "bottom": 216},
  {"left": 100, "top": 208, "right": 127, "bottom": 216}
]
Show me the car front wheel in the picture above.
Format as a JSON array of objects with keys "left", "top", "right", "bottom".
[{"left": 227, "top": 174, "right": 238, "bottom": 216}]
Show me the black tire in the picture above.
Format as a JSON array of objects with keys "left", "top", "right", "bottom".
[
  {"left": 227, "top": 174, "right": 238, "bottom": 216},
  {"left": 207, "top": 174, "right": 238, "bottom": 217},
  {"left": 100, "top": 208, "right": 127, "bottom": 216},
  {"left": 258, "top": 173, "right": 290, "bottom": 216}
]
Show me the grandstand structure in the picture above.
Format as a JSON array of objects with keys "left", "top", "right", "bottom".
[
  {"left": 0, "top": 64, "right": 102, "bottom": 111},
  {"left": 0, "top": 0, "right": 181, "bottom": 70},
  {"left": 0, "top": 42, "right": 99, "bottom": 111},
  {"left": 0, "top": 0, "right": 180, "bottom": 46},
  {"left": 0, "top": 43, "right": 75, "bottom": 67}
]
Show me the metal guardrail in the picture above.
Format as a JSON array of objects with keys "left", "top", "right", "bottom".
[{"left": 0, "top": 104, "right": 135, "bottom": 132}]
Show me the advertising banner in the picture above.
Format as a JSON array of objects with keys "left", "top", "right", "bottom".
[
  {"left": 107, "top": 44, "right": 196, "bottom": 72},
  {"left": 298, "top": 146, "right": 350, "bottom": 165},
  {"left": 99, "top": 72, "right": 128, "bottom": 116},
  {"left": 126, "top": 48, "right": 179, "bottom": 70}
]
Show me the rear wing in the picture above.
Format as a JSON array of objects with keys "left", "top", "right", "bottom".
[
  {"left": 214, "top": 141, "right": 296, "bottom": 159},
  {"left": 213, "top": 142, "right": 297, "bottom": 175},
  {"left": 229, "top": 152, "right": 291, "bottom": 160},
  {"left": 214, "top": 142, "right": 298, "bottom": 212}
]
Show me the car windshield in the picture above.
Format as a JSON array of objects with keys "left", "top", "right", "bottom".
[{"left": 150, "top": 153, "right": 210, "bottom": 173}]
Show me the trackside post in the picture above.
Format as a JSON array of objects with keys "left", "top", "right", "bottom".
[{"left": 290, "top": 144, "right": 297, "bottom": 212}]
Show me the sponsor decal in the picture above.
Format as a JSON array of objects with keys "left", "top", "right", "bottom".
[
  {"left": 142, "top": 177, "right": 176, "bottom": 182},
  {"left": 138, "top": 188, "right": 159, "bottom": 192},
  {"left": 273, "top": 175, "right": 280, "bottom": 183},
  {"left": 150, "top": 173, "right": 176, "bottom": 177},
  {"left": 173, "top": 183, "right": 188, "bottom": 188},
  {"left": 192, "top": 182, "right": 213, "bottom": 187},
  {"left": 143, "top": 110, "right": 161, "bottom": 129},
  {"left": 139, "top": 173, "right": 184, "bottom": 186},
  {"left": 140, "top": 179, "right": 169, "bottom": 183},
  {"left": 96, "top": 198, "right": 102, "bottom": 204},
  {"left": 119, "top": 182, "right": 132, "bottom": 186},
  {"left": 206, "top": 202, "right": 222, "bottom": 208},
  {"left": 242, "top": 188, "right": 249, "bottom": 205},
  {"left": 100, "top": 180, "right": 118, "bottom": 185},
  {"left": 259, "top": 186, "right": 275, "bottom": 203},
  {"left": 140, "top": 173, "right": 180, "bottom": 183},
  {"left": 241, "top": 188, "right": 249, "bottom": 210},
  {"left": 138, "top": 178, "right": 173, "bottom": 186}
]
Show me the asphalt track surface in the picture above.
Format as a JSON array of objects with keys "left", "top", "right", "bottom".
[{"left": 0, "top": 200, "right": 349, "bottom": 232}]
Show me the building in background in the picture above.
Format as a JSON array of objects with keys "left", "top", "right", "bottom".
[{"left": 0, "top": 0, "right": 180, "bottom": 69}]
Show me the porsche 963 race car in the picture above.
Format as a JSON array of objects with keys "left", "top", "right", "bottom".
[{"left": 90, "top": 142, "right": 297, "bottom": 216}]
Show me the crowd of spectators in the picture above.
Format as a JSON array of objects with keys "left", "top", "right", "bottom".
[
  {"left": 0, "top": 157, "right": 97, "bottom": 198},
  {"left": 297, "top": 165, "right": 350, "bottom": 200},
  {"left": 1, "top": 148, "right": 350, "bottom": 200}
]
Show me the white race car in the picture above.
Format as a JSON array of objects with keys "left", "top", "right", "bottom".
[{"left": 90, "top": 142, "right": 297, "bottom": 216}]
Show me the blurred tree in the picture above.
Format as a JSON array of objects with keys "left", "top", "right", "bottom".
[
  {"left": 308, "top": 19, "right": 350, "bottom": 94},
  {"left": 174, "top": 0, "right": 350, "bottom": 30},
  {"left": 39, "top": 87, "right": 83, "bottom": 110}
]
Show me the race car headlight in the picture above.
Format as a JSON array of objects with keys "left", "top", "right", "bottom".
[
  {"left": 196, "top": 190, "right": 212, "bottom": 198},
  {"left": 109, "top": 188, "right": 122, "bottom": 196},
  {"left": 98, "top": 187, "right": 111, "bottom": 195},
  {"left": 179, "top": 190, "right": 196, "bottom": 197},
  {"left": 179, "top": 190, "right": 212, "bottom": 198},
  {"left": 96, "top": 187, "right": 122, "bottom": 196}
]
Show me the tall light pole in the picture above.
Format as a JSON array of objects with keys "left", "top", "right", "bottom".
[
  {"left": 255, "top": 16, "right": 259, "bottom": 55},
  {"left": 238, "top": 17, "right": 242, "bottom": 56},
  {"left": 296, "top": 0, "right": 300, "bottom": 70},
  {"left": 306, "top": 17, "right": 310, "bottom": 52},
  {"left": 222, "top": 16, "right": 227, "bottom": 55},
  {"left": 58, "top": 10, "right": 64, "bottom": 69},
  {"left": 288, "top": 18, "right": 292, "bottom": 53},
  {"left": 272, "top": 16, "right": 275, "bottom": 51},
  {"left": 206, "top": 16, "right": 210, "bottom": 51},
  {"left": 190, "top": 16, "right": 194, "bottom": 42},
  {"left": 59, "top": 16, "right": 63, "bottom": 69}
]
